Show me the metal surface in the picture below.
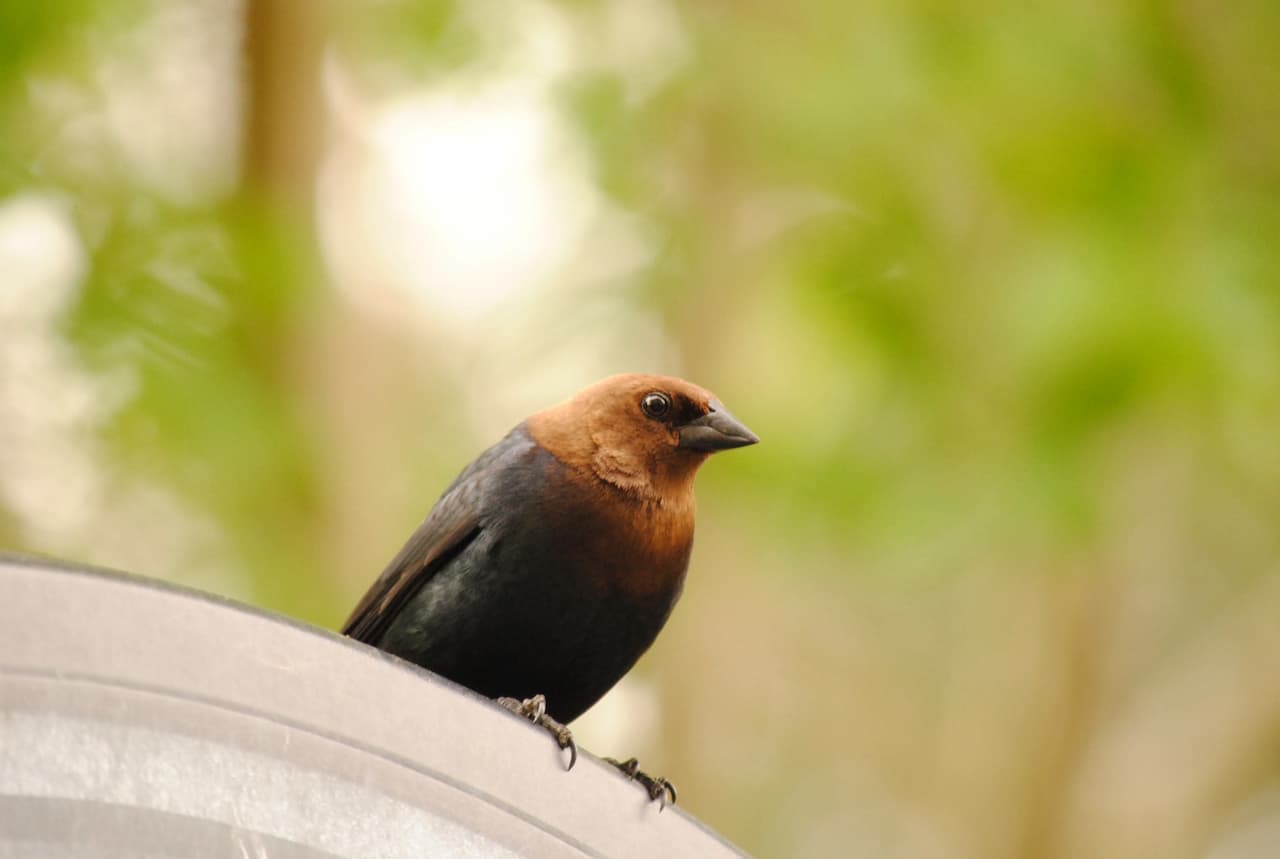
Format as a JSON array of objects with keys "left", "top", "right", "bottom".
[{"left": 0, "top": 554, "right": 745, "bottom": 858}]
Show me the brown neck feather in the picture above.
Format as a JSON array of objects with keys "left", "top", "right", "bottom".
[
  {"left": 525, "top": 408, "right": 702, "bottom": 598},
  {"left": 525, "top": 407, "right": 706, "bottom": 504}
]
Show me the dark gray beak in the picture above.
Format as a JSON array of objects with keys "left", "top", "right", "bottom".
[{"left": 678, "top": 402, "right": 759, "bottom": 452}]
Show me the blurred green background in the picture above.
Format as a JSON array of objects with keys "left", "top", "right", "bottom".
[{"left": 3, "top": 1, "right": 1280, "bottom": 856}]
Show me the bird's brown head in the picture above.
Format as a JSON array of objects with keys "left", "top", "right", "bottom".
[{"left": 526, "top": 373, "right": 758, "bottom": 501}]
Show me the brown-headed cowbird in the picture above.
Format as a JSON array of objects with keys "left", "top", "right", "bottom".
[{"left": 343, "top": 374, "right": 756, "bottom": 800}]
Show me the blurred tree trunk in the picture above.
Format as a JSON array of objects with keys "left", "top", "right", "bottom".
[
  {"left": 236, "top": 0, "right": 339, "bottom": 620},
  {"left": 242, "top": 0, "right": 327, "bottom": 210},
  {"left": 237, "top": 0, "right": 430, "bottom": 621}
]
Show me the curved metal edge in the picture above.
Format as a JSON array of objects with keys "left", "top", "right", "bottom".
[{"left": 0, "top": 552, "right": 748, "bottom": 858}]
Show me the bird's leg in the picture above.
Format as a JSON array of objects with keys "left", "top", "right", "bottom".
[
  {"left": 496, "top": 694, "right": 578, "bottom": 770},
  {"left": 603, "top": 756, "right": 678, "bottom": 810}
]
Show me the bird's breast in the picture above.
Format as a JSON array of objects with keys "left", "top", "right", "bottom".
[{"left": 528, "top": 454, "right": 695, "bottom": 601}]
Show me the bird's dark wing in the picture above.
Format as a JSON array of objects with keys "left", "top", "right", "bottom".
[
  {"left": 341, "top": 427, "right": 532, "bottom": 644},
  {"left": 341, "top": 498, "right": 481, "bottom": 644}
]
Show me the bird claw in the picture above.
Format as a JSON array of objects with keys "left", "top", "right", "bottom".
[
  {"left": 496, "top": 694, "right": 578, "bottom": 771},
  {"left": 604, "top": 756, "right": 678, "bottom": 810}
]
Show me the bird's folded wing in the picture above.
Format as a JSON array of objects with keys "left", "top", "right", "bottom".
[
  {"left": 342, "top": 426, "right": 535, "bottom": 644},
  {"left": 341, "top": 490, "right": 482, "bottom": 644}
]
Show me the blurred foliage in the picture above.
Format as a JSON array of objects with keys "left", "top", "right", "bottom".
[
  {"left": 68, "top": 196, "right": 335, "bottom": 617},
  {"left": 0, "top": 3, "right": 94, "bottom": 89},
  {"left": 3, "top": 1, "right": 1280, "bottom": 857},
  {"left": 331, "top": 0, "right": 480, "bottom": 83}
]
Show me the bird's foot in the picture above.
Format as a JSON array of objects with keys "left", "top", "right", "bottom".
[
  {"left": 496, "top": 694, "right": 578, "bottom": 770},
  {"left": 604, "top": 756, "right": 678, "bottom": 810}
]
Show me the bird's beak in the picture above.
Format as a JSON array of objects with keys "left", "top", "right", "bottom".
[{"left": 678, "top": 403, "right": 760, "bottom": 451}]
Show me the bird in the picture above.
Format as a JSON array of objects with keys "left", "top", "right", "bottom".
[{"left": 342, "top": 373, "right": 757, "bottom": 803}]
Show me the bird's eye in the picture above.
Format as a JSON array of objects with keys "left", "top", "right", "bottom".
[{"left": 640, "top": 391, "right": 672, "bottom": 419}]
